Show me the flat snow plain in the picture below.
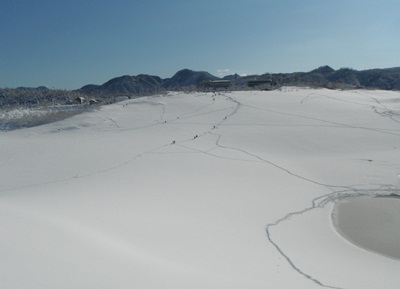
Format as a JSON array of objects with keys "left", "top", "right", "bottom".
[{"left": 1, "top": 88, "right": 399, "bottom": 289}]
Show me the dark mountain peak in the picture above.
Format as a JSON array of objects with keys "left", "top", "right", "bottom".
[
  {"left": 80, "top": 84, "right": 100, "bottom": 91},
  {"left": 136, "top": 74, "right": 163, "bottom": 84},
  {"left": 174, "top": 68, "right": 195, "bottom": 77},
  {"left": 37, "top": 86, "right": 49, "bottom": 90},
  {"left": 170, "top": 69, "right": 215, "bottom": 81},
  {"left": 327, "top": 68, "right": 360, "bottom": 87},
  {"left": 310, "top": 65, "right": 335, "bottom": 75},
  {"left": 79, "top": 74, "right": 162, "bottom": 95},
  {"left": 103, "top": 75, "right": 135, "bottom": 86},
  {"left": 162, "top": 69, "right": 219, "bottom": 88},
  {"left": 223, "top": 73, "right": 241, "bottom": 80}
]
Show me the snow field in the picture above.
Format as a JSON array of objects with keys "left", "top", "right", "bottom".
[{"left": 1, "top": 88, "right": 399, "bottom": 289}]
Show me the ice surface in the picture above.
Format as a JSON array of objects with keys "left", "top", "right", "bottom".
[
  {"left": 1, "top": 88, "right": 399, "bottom": 289},
  {"left": 333, "top": 196, "right": 400, "bottom": 259}
]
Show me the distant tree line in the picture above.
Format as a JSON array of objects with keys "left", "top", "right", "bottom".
[{"left": 0, "top": 87, "right": 86, "bottom": 108}]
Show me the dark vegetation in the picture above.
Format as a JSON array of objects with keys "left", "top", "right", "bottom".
[{"left": 276, "top": 66, "right": 400, "bottom": 90}]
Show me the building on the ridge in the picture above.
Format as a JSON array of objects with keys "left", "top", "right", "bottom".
[
  {"left": 247, "top": 79, "right": 276, "bottom": 90},
  {"left": 202, "top": 80, "right": 232, "bottom": 91},
  {"left": 75, "top": 96, "right": 86, "bottom": 104}
]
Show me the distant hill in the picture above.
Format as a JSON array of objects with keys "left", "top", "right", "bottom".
[
  {"left": 77, "top": 66, "right": 400, "bottom": 96},
  {"left": 1, "top": 66, "right": 399, "bottom": 108},
  {"left": 161, "top": 69, "right": 218, "bottom": 88},
  {"left": 266, "top": 66, "right": 400, "bottom": 90},
  {"left": 80, "top": 74, "right": 163, "bottom": 95},
  {"left": 356, "top": 67, "right": 400, "bottom": 90},
  {"left": 80, "top": 69, "right": 218, "bottom": 95}
]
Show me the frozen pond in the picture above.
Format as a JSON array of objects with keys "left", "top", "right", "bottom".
[{"left": 333, "top": 195, "right": 400, "bottom": 260}]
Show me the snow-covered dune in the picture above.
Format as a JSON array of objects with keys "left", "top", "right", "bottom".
[{"left": 1, "top": 88, "right": 399, "bottom": 289}]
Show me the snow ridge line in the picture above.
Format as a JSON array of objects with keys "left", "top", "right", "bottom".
[
  {"left": 175, "top": 93, "right": 241, "bottom": 144},
  {"left": 0, "top": 92, "right": 236, "bottom": 194},
  {"left": 171, "top": 92, "right": 347, "bottom": 288},
  {"left": 212, "top": 134, "right": 347, "bottom": 189},
  {"left": 105, "top": 117, "right": 120, "bottom": 128},
  {"left": 192, "top": 92, "right": 400, "bottom": 289},
  {"left": 174, "top": 93, "right": 216, "bottom": 119},
  {"left": 208, "top": 115, "right": 398, "bottom": 288},
  {"left": 242, "top": 103, "right": 400, "bottom": 137},
  {"left": 265, "top": 185, "right": 398, "bottom": 289},
  {"left": 0, "top": 142, "right": 172, "bottom": 194},
  {"left": 301, "top": 90, "right": 400, "bottom": 127},
  {"left": 149, "top": 100, "right": 166, "bottom": 122},
  {"left": 207, "top": 135, "right": 346, "bottom": 288},
  {"left": 354, "top": 90, "right": 400, "bottom": 125},
  {"left": 265, "top": 229, "right": 342, "bottom": 289}
]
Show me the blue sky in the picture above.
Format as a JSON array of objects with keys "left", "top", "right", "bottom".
[{"left": 1, "top": 0, "right": 399, "bottom": 89}]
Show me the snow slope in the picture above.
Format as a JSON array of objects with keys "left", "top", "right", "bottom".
[{"left": 1, "top": 88, "right": 399, "bottom": 289}]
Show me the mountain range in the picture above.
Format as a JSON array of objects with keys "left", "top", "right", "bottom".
[
  {"left": 1, "top": 66, "right": 399, "bottom": 108},
  {"left": 78, "top": 66, "right": 400, "bottom": 96},
  {"left": 79, "top": 69, "right": 220, "bottom": 95}
]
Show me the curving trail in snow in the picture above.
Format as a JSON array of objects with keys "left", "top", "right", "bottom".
[{"left": 1, "top": 89, "right": 399, "bottom": 289}]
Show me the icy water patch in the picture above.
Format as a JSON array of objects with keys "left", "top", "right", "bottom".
[
  {"left": 0, "top": 105, "right": 91, "bottom": 131},
  {"left": 332, "top": 195, "right": 400, "bottom": 260}
]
